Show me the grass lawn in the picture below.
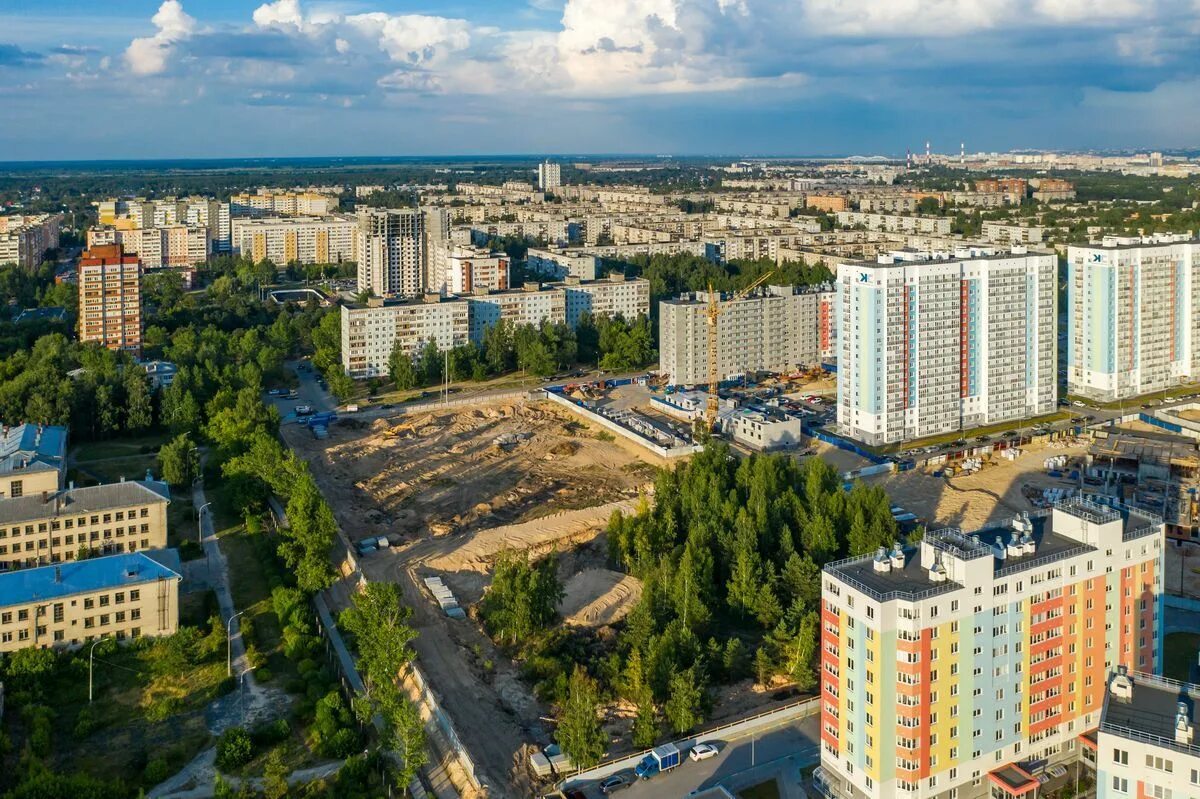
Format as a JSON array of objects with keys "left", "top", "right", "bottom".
[
  {"left": 1164, "top": 632, "right": 1200, "bottom": 682},
  {"left": 71, "top": 433, "right": 172, "bottom": 464},
  {"left": 0, "top": 629, "right": 231, "bottom": 792},
  {"left": 219, "top": 527, "right": 299, "bottom": 685},
  {"left": 739, "top": 780, "right": 782, "bottom": 799}
]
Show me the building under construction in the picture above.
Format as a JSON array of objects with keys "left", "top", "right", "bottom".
[
  {"left": 1087, "top": 434, "right": 1200, "bottom": 539},
  {"left": 657, "top": 283, "right": 835, "bottom": 386}
]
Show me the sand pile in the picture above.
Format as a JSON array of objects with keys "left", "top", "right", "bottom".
[{"left": 559, "top": 569, "right": 643, "bottom": 627}]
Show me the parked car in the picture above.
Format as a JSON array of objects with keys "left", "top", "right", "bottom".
[
  {"left": 295, "top": 404, "right": 313, "bottom": 415},
  {"left": 599, "top": 774, "right": 631, "bottom": 794},
  {"left": 689, "top": 743, "right": 719, "bottom": 761},
  {"left": 267, "top": 388, "right": 284, "bottom": 396}
]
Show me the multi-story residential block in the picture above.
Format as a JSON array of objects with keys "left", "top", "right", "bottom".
[
  {"left": 807, "top": 195, "right": 851, "bottom": 213},
  {"left": 975, "top": 177, "right": 1029, "bottom": 201},
  {"left": 429, "top": 246, "right": 509, "bottom": 296},
  {"left": 0, "top": 550, "right": 181, "bottom": 651},
  {"left": 1066, "top": 235, "right": 1200, "bottom": 402},
  {"left": 1094, "top": 669, "right": 1200, "bottom": 799},
  {"left": 94, "top": 197, "right": 229, "bottom": 254},
  {"left": 229, "top": 191, "right": 339, "bottom": 217},
  {"left": 554, "top": 274, "right": 651, "bottom": 326},
  {"left": 466, "top": 284, "right": 567, "bottom": 344},
  {"left": 0, "top": 478, "right": 170, "bottom": 571},
  {"left": 0, "top": 214, "right": 62, "bottom": 268},
  {"left": 78, "top": 244, "right": 142, "bottom": 354},
  {"left": 815, "top": 498, "right": 1163, "bottom": 799},
  {"left": 0, "top": 424, "right": 67, "bottom": 499},
  {"left": 836, "top": 211, "right": 952, "bottom": 236},
  {"left": 837, "top": 250, "right": 1056, "bottom": 446},
  {"left": 538, "top": 160, "right": 562, "bottom": 192},
  {"left": 340, "top": 295, "right": 470, "bottom": 379},
  {"left": 982, "top": 222, "right": 1046, "bottom": 246},
  {"left": 87, "top": 225, "right": 209, "bottom": 269},
  {"left": 231, "top": 215, "right": 357, "bottom": 266},
  {"left": 526, "top": 247, "right": 599, "bottom": 281},
  {"left": 421, "top": 206, "right": 451, "bottom": 288},
  {"left": 357, "top": 208, "right": 425, "bottom": 297},
  {"left": 1032, "top": 179, "right": 1076, "bottom": 203},
  {"left": 659, "top": 284, "right": 833, "bottom": 385}
]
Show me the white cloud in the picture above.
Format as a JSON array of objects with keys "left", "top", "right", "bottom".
[
  {"left": 252, "top": 0, "right": 306, "bottom": 30},
  {"left": 344, "top": 13, "right": 472, "bottom": 64},
  {"left": 1033, "top": 0, "right": 1142, "bottom": 21},
  {"left": 124, "top": 0, "right": 196, "bottom": 75}
]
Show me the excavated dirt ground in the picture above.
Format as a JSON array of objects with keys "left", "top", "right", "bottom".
[{"left": 284, "top": 400, "right": 657, "bottom": 545}]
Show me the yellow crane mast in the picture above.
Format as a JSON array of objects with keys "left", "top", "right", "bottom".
[{"left": 705, "top": 271, "right": 776, "bottom": 428}]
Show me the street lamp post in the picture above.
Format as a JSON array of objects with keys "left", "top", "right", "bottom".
[
  {"left": 88, "top": 638, "right": 103, "bottom": 703},
  {"left": 197, "top": 502, "right": 213, "bottom": 547},
  {"left": 227, "top": 609, "right": 246, "bottom": 677}
]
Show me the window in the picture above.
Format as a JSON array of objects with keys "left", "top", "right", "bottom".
[
  {"left": 1112, "top": 776, "right": 1128, "bottom": 793},
  {"left": 9, "top": 480, "right": 22, "bottom": 498}
]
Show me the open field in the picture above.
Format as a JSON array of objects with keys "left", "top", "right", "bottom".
[
  {"left": 874, "top": 437, "right": 1092, "bottom": 530},
  {"left": 284, "top": 399, "right": 657, "bottom": 545}
]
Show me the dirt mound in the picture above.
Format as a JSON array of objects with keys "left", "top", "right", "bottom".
[{"left": 559, "top": 569, "right": 643, "bottom": 627}]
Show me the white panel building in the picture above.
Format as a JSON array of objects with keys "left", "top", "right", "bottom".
[
  {"left": 553, "top": 274, "right": 651, "bottom": 326},
  {"left": 340, "top": 296, "right": 469, "bottom": 379},
  {"left": 1067, "top": 235, "right": 1200, "bottom": 402},
  {"left": 837, "top": 250, "right": 1057, "bottom": 445}
]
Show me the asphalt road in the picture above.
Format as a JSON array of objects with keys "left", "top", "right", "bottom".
[
  {"left": 267, "top": 359, "right": 335, "bottom": 421},
  {"left": 574, "top": 715, "right": 822, "bottom": 799}
]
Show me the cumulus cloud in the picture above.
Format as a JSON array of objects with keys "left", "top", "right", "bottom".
[{"left": 124, "top": 0, "right": 196, "bottom": 75}]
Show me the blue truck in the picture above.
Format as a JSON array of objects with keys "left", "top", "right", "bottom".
[{"left": 635, "top": 743, "right": 681, "bottom": 780}]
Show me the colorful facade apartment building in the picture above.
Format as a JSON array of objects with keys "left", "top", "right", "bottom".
[
  {"left": 815, "top": 498, "right": 1163, "bottom": 799},
  {"left": 1094, "top": 669, "right": 1200, "bottom": 799}
]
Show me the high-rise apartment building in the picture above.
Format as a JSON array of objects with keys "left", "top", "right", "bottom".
[
  {"left": 0, "top": 214, "right": 62, "bottom": 268},
  {"left": 837, "top": 250, "right": 1056, "bottom": 446},
  {"left": 231, "top": 215, "right": 358, "bottom": 266},
  {"left": 815, "top": 498, "right": 1163, "bottom": 799},
  {"left": 538, "top": 160, "right": 562, "bottom": 192},
  {"left": 93, "top": 197, "right": 229, "bottom": 254},
  {"left": 357, "top": 208, "right": 425, "bottom": 297},
  {"left": 87, "top": 225, "right": 208, "bottom": 269},
  {"left": 658, "top": 284, "right": 835, "bottom": 386},
  {"left": 1067, "top": 235, "right": 1200, "bottom": 402},
  {"left": 429, "top": 246, "right": 509, "bottom": 296},
  {"left": 78, "top": 245, "right": 142, "bottom": 354},
  {"left": 229, "top": 191, "right": 339, "bottom": 217}
]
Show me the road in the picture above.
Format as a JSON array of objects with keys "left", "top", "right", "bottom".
[{"left": 572, "top": 716, "right": 822, "bottom": 799}]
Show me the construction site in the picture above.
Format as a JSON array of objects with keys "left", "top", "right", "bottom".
[{"left": 284, "top": 396, "right": 665, "bottom": 797}]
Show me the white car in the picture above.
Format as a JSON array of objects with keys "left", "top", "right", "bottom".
[{"left": 689, "top": 743, "right": 719, "bottom": 761}]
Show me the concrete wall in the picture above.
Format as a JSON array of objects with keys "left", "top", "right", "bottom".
[{"left": 543, "top": 390, "right": 702, "bottom": 459}]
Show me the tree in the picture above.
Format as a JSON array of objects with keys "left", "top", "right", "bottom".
[
  {"left": 262, "top": 747, "right": 290, "bottom": 799},
  {"left": 158, "top": 433, "right": 196, "bottom": 487},
  {"left": 389, "top": 343, "right": 418, "bottom": 390},
  {"left": 555, "top": 666, "right": 606, "bottom": 770},
  {"left": 479, "top": 551, "right": 564, "bottom": 646},
  {"left": 383, "top": 688, "right": 428, "bottom": 794},
  {"left": 124, "top": 368, "right": 153, "bottom": 431},
  {"left": 417, "top": 338, "right": 442, "bottom": 386},
  {"left": 339, "top": 583, "right": 417, "bottom": 691},
  {"left": 216, "top": 727, "right": 254, "bottom": 770},
  {"left": 664, "top": 667, "right": 704, "bottom": 734}
]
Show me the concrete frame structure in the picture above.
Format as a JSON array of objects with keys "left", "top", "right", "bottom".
[
  {"left": 816, "top": 499, "right": 1163, "bottom": 799},
  {"left": 658, "top": 284, "right": 836, "bottom": 386},
  {"left": 357, "top": 208, "right": 425, "bottom": 297},
  {"left": 837, "top": 250, "right": 1057, "bottom": 446},
  {"left": 1067, "top": 235, "right": 1200, "bottom": 402}
]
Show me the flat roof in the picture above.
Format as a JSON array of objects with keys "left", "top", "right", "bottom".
[
  {"left": 1078, "top": 236, "right": 1199, "bottom": 251},
  {"left": 1102, "top": 672, "right": 1200, "bottom": 757},
  {"left": 841, "top": 249, "right": 1052, "bottom": 268},
  {"left": 825, "top": 546, "right": 962, "bottom": 601},
  {"left": 0, "top": 549, "right": 181, "bottom": 608},
  {"left": 0, "top": 480, "right": 170, "bottom": 525}
]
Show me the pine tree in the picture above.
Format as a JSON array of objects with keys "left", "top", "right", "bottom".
[{"left": 664, "top": 667, "right": 704, "bottom": 734}]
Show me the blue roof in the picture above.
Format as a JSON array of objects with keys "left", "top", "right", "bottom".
[
  {"left": 0, "top": 549, "right": 182, "bottom": 608},
  {"left": 0, "top": 423, "right": 67, "bottom": 477}
]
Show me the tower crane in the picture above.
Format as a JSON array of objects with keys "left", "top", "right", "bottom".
[{"left": 705, "top": 271, "right": 775, "bottom": 428}]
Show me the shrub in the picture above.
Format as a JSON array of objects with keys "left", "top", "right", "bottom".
[
  {"left": 143, "top": 757, "right": 172, "bottom": 785},
  {"left": 324, "top": 727, "right": 361, "bottom": 759},
  {"left": 216, "top": 727, "right": 254, "bottom": 771},
  {"left": 251, "top": 718, "right": 290, "bottom": 747},
  {"left": 256, "top": 667, "right": 273, "bottom": 683},
  {"left": 74, "top": 704, "right": 103, "bottom": 739}
]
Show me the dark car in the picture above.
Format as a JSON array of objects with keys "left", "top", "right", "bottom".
[
  {"left": 564, "top": 790, "right": 588, "bottom": 799},
  {"left": 599, "top": 774, "right": 631, "bottom": 794}
]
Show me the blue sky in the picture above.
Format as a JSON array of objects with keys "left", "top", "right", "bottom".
[{"left": 1, "top": 0, "right": 1198, "bottom": 160}]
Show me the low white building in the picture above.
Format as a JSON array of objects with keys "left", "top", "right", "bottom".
[
  {"left": 526, "top": 247, "right": 599, "bottom": 281},
  {"left": 726, "top": 409, "right": 804, "bottom": 450}
]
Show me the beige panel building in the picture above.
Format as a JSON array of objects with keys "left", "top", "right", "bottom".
[
  {"left": 231, "top": 215, "right": 358, "bottom": 266},
  {"left": 0, "top": 550, "right": 181, "bottom": 650},
  {"left": 340, "top": 295, "right": 470, "bottom": 379},
  {"left": 0, "top": 479, "right": 170, "bottom": 571}
]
